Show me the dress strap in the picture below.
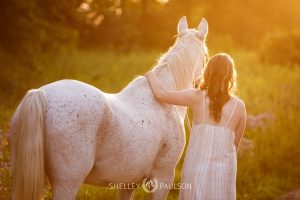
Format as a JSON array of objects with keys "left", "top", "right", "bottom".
[
  {"left": 203, "top": 91, "right": 206, "bottom": 123},
  {"left": 226, "top": 98, "right": 238, "bottom": 127}
]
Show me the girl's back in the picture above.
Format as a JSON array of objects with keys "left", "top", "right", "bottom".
[{"left": 179, "top": 91, "right": 241, "bottom": 200}]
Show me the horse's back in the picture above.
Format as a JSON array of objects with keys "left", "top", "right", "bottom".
[{"left": 40, "top": 79, "right": 106, "bottom": 135}]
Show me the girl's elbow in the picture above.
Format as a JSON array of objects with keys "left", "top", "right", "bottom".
[
  {"left": 155, "top": 92, "right": 167, "bottom": 101},
  {"left": 155, "top": 93, "right": 164, "bottom": 101}
]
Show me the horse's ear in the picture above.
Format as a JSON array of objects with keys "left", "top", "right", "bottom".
[
  {"left": 198, "top": 18, "right": 208, "bottom": 39},
  {"left": 177, "top": 16, "right": 188, "bottom": 35}
]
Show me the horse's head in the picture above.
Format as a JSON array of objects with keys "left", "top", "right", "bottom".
[
  {"left": 177, "top": 16, "right": 208, "bottom": 42},
  {"left": 177, "top": 16, "right": 209, "bottom": 88},
  {"left": 158, "top": 16, "right": 208, "bottom": 90}
]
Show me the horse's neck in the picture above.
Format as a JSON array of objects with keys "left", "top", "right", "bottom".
[
  {"left": 154, "top": 64, "right": 191, "bottom": 123},
  {"left": 154, "top": 64, "right": 177, "bottom": 90}
]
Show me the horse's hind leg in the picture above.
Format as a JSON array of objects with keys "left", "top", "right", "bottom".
[
  {"left": 149, "top": 169, "right": 175, "bottom": 200},
  {"left": 45, "top": 131, "right": 96, "bottom": 200},
  {"left": 52, "top": 182, "right": 81, "bottom": 200},
  {"left": 149, "top": 131, "right": 184, "bottom": 200},
  {"left": 118, "top": 189, "right": 136, "bottom": 200}
]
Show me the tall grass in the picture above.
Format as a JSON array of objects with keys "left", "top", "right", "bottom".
[{"left": 0, "top": 49, "right": 299, "bottom": 199}]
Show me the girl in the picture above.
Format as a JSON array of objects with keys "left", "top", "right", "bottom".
[{"left": 145, "top": 53, "right": 246, "bottom": 200}]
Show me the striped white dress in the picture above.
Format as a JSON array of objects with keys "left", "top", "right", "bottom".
[{"left": 179, "top": 98, "right": 238, "bottom": 200}]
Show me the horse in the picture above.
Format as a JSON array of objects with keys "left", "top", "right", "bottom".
[{"left": 10, "top": 16, "right": 208, "bottom": 200}]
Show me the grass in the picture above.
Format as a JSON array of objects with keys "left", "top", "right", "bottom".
[{"left": 0, "top": 48, "right": 299, "bottom": 199}]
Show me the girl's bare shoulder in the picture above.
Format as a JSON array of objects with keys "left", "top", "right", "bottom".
[{"left": 232, "top": 96, "right": 246, "bottom": 114}]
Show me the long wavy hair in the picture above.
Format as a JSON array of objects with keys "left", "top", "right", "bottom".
[{"left": 199, "top": 53, "right": 237, "bottom": 122}]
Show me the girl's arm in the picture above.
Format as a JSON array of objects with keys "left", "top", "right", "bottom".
[
  {"left": 234, "top": 101, "right": 247, "bottom": 153},
  {"left": 145, "top": 70, "right": 199, "bottom": 107}
]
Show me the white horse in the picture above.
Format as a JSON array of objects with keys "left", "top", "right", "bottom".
[{"left": 10, "top": 16, "right": 208, "bottom": 200}]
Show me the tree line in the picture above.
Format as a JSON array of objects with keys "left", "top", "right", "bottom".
[{"left": 0, "top": 0, "right": 299, "bottom": 57}]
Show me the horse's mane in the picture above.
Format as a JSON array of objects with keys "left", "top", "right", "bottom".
[{"left": 155, "top": 33, "right": 208, "bottom": 90}]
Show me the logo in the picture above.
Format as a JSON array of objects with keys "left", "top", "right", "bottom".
[
  {"left": 142, "top": 178, "right": 159, "bottom": 193},
  {"left": 108, "top": 178, "right": 192, "bottom": 192}
]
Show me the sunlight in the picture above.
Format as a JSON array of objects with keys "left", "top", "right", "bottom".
[
  {"left": 93, "top": 15, "right": 104, "bottom": 26},
  {"left": 78, "top": 2, "right": 90, "bottom": 12},
  {"left": 156, "top": 0, "right": 169, "bottom": 4},
  {"left": 115, "top": 8, "right": 122, "bottom": 16}
]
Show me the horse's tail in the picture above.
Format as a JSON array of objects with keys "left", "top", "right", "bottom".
[{"left": 12, "top": 89, "right": 46, "bottom": 200}]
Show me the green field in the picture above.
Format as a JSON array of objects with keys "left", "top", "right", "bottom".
[{"left": 0, "top": 49, "right": 299, "bottom": 200}]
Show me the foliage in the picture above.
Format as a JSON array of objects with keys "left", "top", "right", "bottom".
[
  {"left": 0, "top": 0, "right": 79, "bottom": 64},
  {"left": 259, "top": 31, "right": 300, "bottom": 66},
  {"left": 0, "top": 130, "right": 11, "bottom": 200},
  {"left": 1, "top": 0, "right": 300, "bottom": 59}
]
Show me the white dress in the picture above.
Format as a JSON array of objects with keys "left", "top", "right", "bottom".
[{"left": 179, "top": 95, "right": 238, "bottom": 200}]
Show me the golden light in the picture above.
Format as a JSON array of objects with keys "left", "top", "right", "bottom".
[
  {"left": 156, "top": 0, "right": 169, "bottom": 4},
  {"left": 86, "top": 12, "right": 97, "bottom": 19},
  {"left": 115, "top": 8, "right": 122, "bottom": 16},
  {"left": 78, "top": 2, "right": 90, "bottom": 12},
  {"left": 93, "top": 15, "right": 104, "bottom": 26}
]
